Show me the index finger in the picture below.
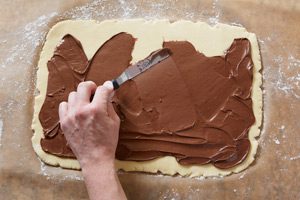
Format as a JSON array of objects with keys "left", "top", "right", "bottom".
[
  {"left": 91, "top": 81, "right": 114, "bottom": 113},
  {"left": 76, "top": 81, "right": 97, "bottom": 104}
]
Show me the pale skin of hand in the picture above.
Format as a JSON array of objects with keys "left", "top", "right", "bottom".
[{"left": 59, "top": 81, "right": 126, "bottom": 200}]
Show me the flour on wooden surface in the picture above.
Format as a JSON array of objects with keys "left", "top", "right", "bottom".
[
  {"left": 0, "top": 117, "right": 3, "bottom": 147},
  {"left": 1, "top": 0, "right": 299, "bottom": 184}
]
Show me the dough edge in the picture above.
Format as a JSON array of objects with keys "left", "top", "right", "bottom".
[{"left": 31, "top": 19, "right": 262, "bottom": 177}]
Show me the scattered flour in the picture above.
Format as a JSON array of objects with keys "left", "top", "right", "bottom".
[
  {"left": 0, "top": 118, "right": 3, "bottom": 146},
  {"left": 12, "top": 0, "right": 224, "bottom": 181},
  {"left": 59, "top": 0, "right": 226, "bottom": 23},
  {"left": 0, "top": 12, "right": 57, "bottom": 69},
  {"left": 208, "top": 0, "right": 221, "bottom": 25},
  {"left": 273, "top": 55, "right": 300, "bottom": 99},
  {"left": 40, "top": 161, "right": 52, "bottom": 180},
  {"left": 118, "top": 0, "right": 138, "bottom": 18},
  {"left": 40, "top": 160, "right": 83, "bottom": 181},
  {"left": 60, "top": 173, "right": 83, "bottom": 181},
  {"left": 259, "top": 32, "right": 299, "bottom": 170},
  {"left": 279, "top": 168, "right": 288, "bottom": 172},
  {"left": 290, "top": 154, "right": 300, "bottom": 161},
  {"left": 273, "top": 138, "right": 280, "bottom": 145},
  {"left": 159, "top": 188, "right": 180, "bottom": 200},
  {"left": 279, "top": 125, "right": 286, "bottom": 138},
  {"left": 261, "top": 31, "right": 300, "bottom": 100},
  {"left": 0, "top": 12, "right": 58, "bottom": 121},
  {"left": 212, "top": 175, "right": 224, "bottom": 179},
  {"left": 239, "top": 172, "right": 246, "bottom": 179},
  {"left": 0, "top": 0, "right": 298, "bottom": 186},
  {"left": 195, "top": 175, "right": 205, "bottom": 181}
]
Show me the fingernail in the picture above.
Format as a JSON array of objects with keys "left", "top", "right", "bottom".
[{"left": 103, "top": 81, "right": 113, "bottom": 90}]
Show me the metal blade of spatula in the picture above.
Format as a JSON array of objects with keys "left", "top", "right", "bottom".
[{"left": 112, "top": 48, "right": 171, "bottom": 90}]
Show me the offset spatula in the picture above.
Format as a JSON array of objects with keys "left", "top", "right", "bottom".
[{"left": 112, "top": 48, "right": 171, "bottom": 90}]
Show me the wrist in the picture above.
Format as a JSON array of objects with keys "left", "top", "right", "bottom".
[
  {"left": 81, "top": 161, "right": 116, "bottom": 185},
  {"left": 81, "top": 156, "right": 115, "bottom": 177},
  {"left": 78, "top": 147, "right": 115, "bottom": 167}
]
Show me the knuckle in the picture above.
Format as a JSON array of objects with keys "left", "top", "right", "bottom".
[
  {"left": 90, "top": 105, "right": 106, "bottom": 117},
  {"left": 60, "top": 118, "right": 69, "bottom": 130},
  {"left": 74, "top": 108, "right": 88, "bottom": 120},
  {"left": 89, "top": 105, "right": 99, "bottom": 114}
]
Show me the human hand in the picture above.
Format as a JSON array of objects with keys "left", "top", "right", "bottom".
[{"left": 58, "top": 81, "right": 120, "bottom": 169}]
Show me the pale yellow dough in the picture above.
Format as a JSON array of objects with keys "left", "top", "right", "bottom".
[{"left": 32, "top": 19, "right": 262, "bottom": 177}]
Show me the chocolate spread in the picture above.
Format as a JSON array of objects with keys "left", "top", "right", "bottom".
[{"left": 39, "top": 32, "right": 255, "bottom": 169}]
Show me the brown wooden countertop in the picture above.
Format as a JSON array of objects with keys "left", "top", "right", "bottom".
[{"left": 0, "top": 0, "right": 299, "bottom": 199}]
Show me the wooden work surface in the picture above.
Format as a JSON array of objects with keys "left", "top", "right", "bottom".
[{"left": 0, "top": 0, "right": 299, "bottom": 199}]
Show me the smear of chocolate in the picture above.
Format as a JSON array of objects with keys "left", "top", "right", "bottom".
[
  {"left": 39, "top": 32, "right": 255, "bottom": 169},
  {"left": 39, "top": 32, "right": 135, "bottom": 157}
]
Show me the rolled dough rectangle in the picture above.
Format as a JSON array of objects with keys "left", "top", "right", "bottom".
[{"left": 32, "top": 19, "right": 262, "bottom": 177}]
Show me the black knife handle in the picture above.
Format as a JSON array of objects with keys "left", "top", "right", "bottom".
[{"left": 112, "top": 79, "right": 119, "bottom": 90}]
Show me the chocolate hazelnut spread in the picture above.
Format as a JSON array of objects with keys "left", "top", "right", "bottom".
[{"left": 39, "top": 32, "right": 255, "bottom": 169}]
